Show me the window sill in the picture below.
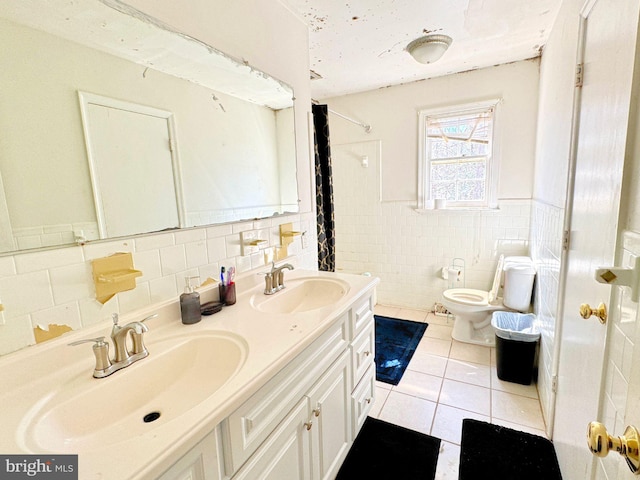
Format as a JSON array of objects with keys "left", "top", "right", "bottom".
[{"left": 414, "top": 206, "right": 500, "bottom": 213}]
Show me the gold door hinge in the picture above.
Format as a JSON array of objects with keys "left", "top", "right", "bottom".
[
  {"left": 576, "top": 63, "right": 584, "bottom": 87},
  {"left": 563, "top": 230, "right": 570, "bottom": 251}
]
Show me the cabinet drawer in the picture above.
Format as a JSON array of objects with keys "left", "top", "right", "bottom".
[
  {"left": 223, "top": 313, "right": 349, "bottom": 475},
  {"left": 351, "top": 321, "right": 374, "bottom": 388},
  {"left": 351, "top": 363, "right": 375, "bottom": 438},
  {"left": 351, "top": 294, "right": 373, "bottom": 339}
]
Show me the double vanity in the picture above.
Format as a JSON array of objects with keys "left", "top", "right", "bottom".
[{"left": 0, "top": 269, "right": 378, "bottom": 479}]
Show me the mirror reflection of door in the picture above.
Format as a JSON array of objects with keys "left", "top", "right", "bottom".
[{"left": 79, "top": 92, "right": 183, "bottom": 239}]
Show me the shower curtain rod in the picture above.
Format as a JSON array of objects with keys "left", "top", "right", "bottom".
[
  {"left": 328, "top": 108, "right": 372, "bottom": 133},
  {"left": 312, "top": 101, "right": 372, "bottom": 133}
]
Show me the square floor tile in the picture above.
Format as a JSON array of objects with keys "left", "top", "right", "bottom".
[
  {"left": 431, "top": 404, "right": 490, "bottom": 445},
  {"left": 491, "top": 390, "right": 545, "bottom": 431},
  {"left": 426, "top": 312, "right": 454, "bottom": 327},
  {"left": 396, "top": 308, "right": 429, "bottom": 322},
  {"left": 374, "top": 304, "right": 401, "bottom": 318},
  {"left": 424, "top": 324, "right": 454, "bottom": 340},
  {"left": 394, "top": 370, "right": 443, "bottom": 402},
  {"left": 370, "top": 386, "right": 391, "bottom": 418},
  {"left": 445, "top": 359, "right": 491, "bottom": 388},
  {"left": 491, "top": 418, "right": 547, "bottom": 438},
  {"left": 439, "top": 379, "right": 491, "bottom": 415},
  {"left": 416, "top": 336, "right": 452, "bottom": 358},
  {"left": 449, "top": 340, "right": 491, "bottom": 366},
  {"left": 375, "top": 379, "right": 392, "bottom": 390},
  {"left": 407, "top": 351, "right": 448, "bottom": 377},
  {"left": 490, "top": 367, "right": 539, "bottom": 399},
  {"left": 377, "top": 390, "right": 437, "bottom": 435},
  {"left": 434, "top": 441, "right": 461, "bottom": 480}
]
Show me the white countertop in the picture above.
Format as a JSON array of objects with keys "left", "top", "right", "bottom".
[{"left": 0, "top": 269, "right": 379, "bottom": 479}]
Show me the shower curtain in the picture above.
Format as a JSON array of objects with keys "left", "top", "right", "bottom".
[{"left": 312, "top": 104, "right": 335, "bottom": 272}]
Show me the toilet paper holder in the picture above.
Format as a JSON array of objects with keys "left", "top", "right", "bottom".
[{"left": 441, "top": 258, "right": 465, "bottom": 288}]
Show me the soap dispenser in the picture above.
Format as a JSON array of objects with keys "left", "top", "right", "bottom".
[{"left": 180, "top": 276, "right": 201, "bottom": 325}]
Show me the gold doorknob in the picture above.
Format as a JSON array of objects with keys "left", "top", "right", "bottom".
[
  {"left": 587, "top": 421, "right": 640, "bottom": 474},
  {"left": 579, "top": 303, "right": 607, "bottom": 324}
]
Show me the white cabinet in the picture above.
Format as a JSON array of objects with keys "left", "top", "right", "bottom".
[
  {"left": 232, "top": 397, "right": 313, "bottom": 480},
  {"left": 158, "top": 429, "right": 224, "bottom": 480},
  {"left": 222, "top": 314, "right": 349, "bottom": 474},
  {"left": 233, "top": 351, "right": 352, "bottom": 480},
  {"left": 159, "top": 289, "right": 376, "bottom": 480}
]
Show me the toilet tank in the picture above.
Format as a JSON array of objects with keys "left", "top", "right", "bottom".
[{"left": 502, "top": 257, "right": 536, "bottom": 311}]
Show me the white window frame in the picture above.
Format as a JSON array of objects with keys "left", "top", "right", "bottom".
[{"left": 418, "top": 99, "right": 501, "bottom": 210}]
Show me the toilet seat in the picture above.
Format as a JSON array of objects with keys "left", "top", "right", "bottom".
[{"left": 442, "top": 288, "right": 490, "bottom": 307}]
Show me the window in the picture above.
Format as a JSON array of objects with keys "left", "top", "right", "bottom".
[{"left": 418, "top": 100, "right": 499, "bottom": 209}]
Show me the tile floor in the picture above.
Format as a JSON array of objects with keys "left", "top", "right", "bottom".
[{"left": 371, "top": 305, "right": 547, "bottom": 479}]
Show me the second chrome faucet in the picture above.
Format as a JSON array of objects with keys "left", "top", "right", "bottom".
[
  {"left": 69, "top": 313, "right": 157, "bottom": 378},
  {"left": 263, "top": 262, "right": 294, "bottom": 295}
]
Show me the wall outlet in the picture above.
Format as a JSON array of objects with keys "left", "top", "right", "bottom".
[{"left": 301, "top": 231, "right": 309, "bottom": 249}]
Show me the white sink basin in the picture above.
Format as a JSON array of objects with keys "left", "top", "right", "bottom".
[
  {"left": 250, "top": 277, "right": 350, "bottom": 314},
  {"left": 20, "top": 332, "right": 247, "bottom": 453}
]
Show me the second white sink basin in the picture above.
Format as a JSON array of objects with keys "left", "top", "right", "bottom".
[
  {"left": 20, "top": 331, "right": 247, "bottom": 453},
  {"left": 250, "top": 277, "right": 350, "bottom": 314}
]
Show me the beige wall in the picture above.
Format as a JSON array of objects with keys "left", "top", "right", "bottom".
[{"left": 325, "top": 60, "right": 540, "bottom": 203}]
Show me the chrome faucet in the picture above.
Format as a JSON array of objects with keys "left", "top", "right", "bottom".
[
  {"left": 263, "top": 262, "right": 294, "bottom": 295},
  {"left": 69, "top": 313, "right": 157, "bottom": 378}
]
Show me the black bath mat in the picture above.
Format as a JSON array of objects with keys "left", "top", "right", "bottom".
[
  {"left": 336, "top": 416, "right": 441, "bottom": 479},
  {"left": 375, "top": 315, "right": 428, "bottom": 385},
  {"left": 459, "top": 419, "right": 562, "bottom": 480}
]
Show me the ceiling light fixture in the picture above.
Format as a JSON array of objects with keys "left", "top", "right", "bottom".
[{"left": 406, "top": 34, "right": 453, "bottom": 64}]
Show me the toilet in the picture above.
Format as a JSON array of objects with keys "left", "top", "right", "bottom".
[{"left": 441, "top": 255, "right": 536, "bottom": 346}]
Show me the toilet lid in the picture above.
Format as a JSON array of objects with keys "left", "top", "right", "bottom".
[{"left": 442, "top": 288, "right": 489, "bottom": 306}]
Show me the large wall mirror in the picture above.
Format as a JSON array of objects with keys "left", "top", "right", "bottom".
[{"left": 0, "top": 0, "right": 299, "bottom": 254}]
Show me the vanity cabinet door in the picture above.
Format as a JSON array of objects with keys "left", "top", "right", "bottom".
[
  {"left": 307, "top": 350, "right": 352, "bottom": 480},
  {"left": 158, "top": 429, "right": 223, "bottom": 480},
  {"left": 231, "top": 397, "right": 313, "bottom": 480}
]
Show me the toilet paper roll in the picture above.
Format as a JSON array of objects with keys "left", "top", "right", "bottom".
[{"left": 448, "top": 267, "right": 462, "bottom": 281}]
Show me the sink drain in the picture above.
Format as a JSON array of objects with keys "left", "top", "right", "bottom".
[{"left": 143, "top": 411, "right": 161, "bottom": 423}]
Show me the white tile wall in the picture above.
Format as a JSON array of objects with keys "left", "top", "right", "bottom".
[
  {"left": 594, "top": 230, "right": 640, "bottom": 480},
  {"left": 0, "top": 212, "right": 317, "bottom": 356},
  {"left": 529, "top": 199, "right": 564, "bottom": 425},
  {"left": 335, "top": 196, "right": 530, "bottom": 307}
]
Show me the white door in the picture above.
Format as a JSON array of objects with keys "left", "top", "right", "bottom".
[
  {"left": 552, "top": 0, "right": 639, "bottom": 479},
  {"left": 79, "top": 92, "right": 183, "bottom": 239}
]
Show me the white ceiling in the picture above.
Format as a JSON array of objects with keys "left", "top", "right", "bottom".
[{"left": 287, "top": 0, "right": 563, "bottom": 99}]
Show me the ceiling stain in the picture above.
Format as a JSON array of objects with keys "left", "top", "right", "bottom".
[{"left": 288, "top": 0, "right": 562, "bottom": 98}]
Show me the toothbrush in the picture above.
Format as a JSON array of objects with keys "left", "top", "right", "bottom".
[
  {"left": 228, "top": 267, "right": 235, "bottom": 285},
  {"left": 220, "top": 266, "right": 225, "bottom": 285}
]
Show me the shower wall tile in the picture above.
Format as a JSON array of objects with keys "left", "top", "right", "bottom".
[{"left": 595, "top": 230, "right": 640, "bottom": 478}]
